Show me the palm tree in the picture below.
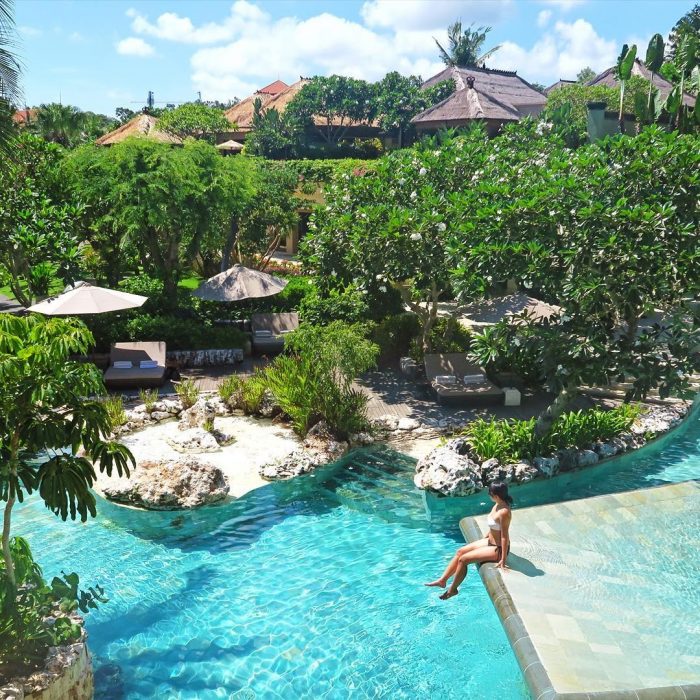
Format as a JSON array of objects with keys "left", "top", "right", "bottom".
[
  {"left": 434, "top": 21, "right": 500, "bottom": 69},
  {"left": 0, "top": 0, "right": 22, "bottom": 154},
  {"left": 33, "top": 102, "right": 86, "bottom": 147}
]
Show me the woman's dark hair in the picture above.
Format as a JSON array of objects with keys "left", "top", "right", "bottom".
[{"left": 488, "top": 481, "right": 513, "bottom": 506}]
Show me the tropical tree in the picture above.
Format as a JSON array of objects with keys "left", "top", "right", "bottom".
[
  {"left": 303, "top": 126, "right": 490, "bottom": 352},
  {"left": 63, "top": 139, "right": 253, "bottom": 297},
  {"left": 615, "top": 43, "right": 637, "bottom": 131},
  {"left": 0, "top": 133, "right": 82, "bottom": 305},
  {"left": 576, "top": 66, "right": 596, "bottom": 83},
  {"left": 32, "top": 103, "right": 88, "bottom": 147},
  {"left": 668, "top": 3, "right": 700, "bottom": 62},
  {"left": 115, "top": 106, "right": 136, "bottom": 125},
  {"left": 434, "top": 21, "right": 500, "bottom": 68},
  {"left": 455, "top": 124, "right": 700, "bottom": 433},
  {"left": 157, "top": 102, "right": 230, "bottom": 143},
  {"left": 285, "top": 75, "right": 376, "bottom": 146},
  {"left": 245, "top": 98, "right": 299, "bottom": 158},
  {"left": 374, "top": 71, "right": 455, "bottom": 147},
  {"left": 0, "top": 0, "right": 21, "bottom": 154},
  {"left": 0, "top": 315, "right": 134, "bottom": 586}
]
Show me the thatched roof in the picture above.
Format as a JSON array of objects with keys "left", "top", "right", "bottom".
[
  {"left": 459, "top": 293, "right": 561, "bottom": 328},
  {"left": 544, "top": 79, "right": 576, "bottom": 94},
  {"left": 413, "top": 66, "right": 547, "bottom": 126},
  {"left": 95, "top": 113, "right": 181, "bottom": 145},
  {"left": 587, "top": 59, "right": 695, "bottom": 107},
  {"left": 224, "top": 91, "right": 278, "bottom": 131}
]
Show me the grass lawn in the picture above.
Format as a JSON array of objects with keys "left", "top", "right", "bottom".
[{"left": 178, "top": 275, "right": 203, "bottom": 291}]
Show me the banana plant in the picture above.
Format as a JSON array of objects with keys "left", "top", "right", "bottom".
[
  {"left": 667, "top": 33, "right": 699, "bottom": 131},
  {"left": 615, "top": 43, "right": 637, "bottom": 132},
  {"left": 644, "top": 34, "right": 664, "bottom": 122}
]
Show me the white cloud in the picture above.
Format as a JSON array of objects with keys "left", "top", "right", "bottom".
[
  {"left": 68, "top": 31, "right": 84, "bottom": 42},
  {"left": 490, "top": 19, "right": 617, "bottom": 84},
  {"left": 360, "top": 0, "right": 513, "bottom": 30},
  {"left": 190, "top": 10, "right": 446, "bottom": 101},
  {"left": 537, "top": 10, "right": 552, "bottom": 28},
  {"left": 18, "top": 25, "right": 42, "bottom": 38},
  {"left": 127, "top": 1, "right": 268, "bottom": 44},
  {"left": 115, "top": 37, "right": 155, "bottom": 57}
]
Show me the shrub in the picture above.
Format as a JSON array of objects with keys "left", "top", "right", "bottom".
[
  {"left": 370, "top": 313, "right": 421, "bottom": 365},
  {"left": 240, "top": 371, "right": 269, "bottom": 414},
  {"left": 218, "top": 374, "right": 245, "bottom": 408},
  {"left": 410, "top": 317, "right": 472, "bottom": 362},
  {"left": 123, "top": 315, "right": 247, "bottom": 351},
  {"left": 138, "top": 388, "right": 159, "bottom": 412},
  {"left": 174, "top": 378, "right": 199, "bottom": 409},
  {"left": 299, "top": 286, "right": 369, "bottom": 325},
  {"left": 103, "top": 395, "right": 127, "bottom": 429},
  {"left": 463, "top": 404, "right": 641, "bottom": 463},
  {"left": 265, "top": 322, "right": 378, "bottom": 437}
]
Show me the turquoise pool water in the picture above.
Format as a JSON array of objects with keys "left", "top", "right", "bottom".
[{"left": 15, "top": 408, "right": 700, "bottom": 699}]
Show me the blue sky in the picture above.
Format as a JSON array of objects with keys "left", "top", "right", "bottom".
[{"left": 15, "top": 0, "right": 695, "bottom": 116}]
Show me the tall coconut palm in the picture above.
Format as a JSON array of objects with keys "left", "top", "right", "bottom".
[
  {"left": 434, "top": 21, "right": 501, "bottom": 69},
  {"left": 0, "top": 0, "right": 22, "bottom": 154},
  {"left": 33, "top": 102, "right": 86, "bottom": 147}
]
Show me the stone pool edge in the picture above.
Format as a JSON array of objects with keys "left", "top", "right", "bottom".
[{"left": 460, "top": 486, "right": 700, "bottom": 700}]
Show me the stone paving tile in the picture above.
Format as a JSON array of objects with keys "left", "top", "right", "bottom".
[{"left": 461, "top": 480, "right": 700, "bottom": 699}]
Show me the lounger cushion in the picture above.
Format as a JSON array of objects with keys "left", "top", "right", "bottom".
[
  {"left": 463, "top": 374, "right": 483, "bottom": 384},
  {"left": 113, "top": 360, "right": 133, "bottom": 369},
  {"left": 435, "top": 374, "right": 458, "bottom": 385}
]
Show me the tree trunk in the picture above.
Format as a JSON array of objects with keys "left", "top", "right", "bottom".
[
  {"left": 221, "top": 217, "right": 239, "bottom": 272},
  {"left": 2, "top": 496, "right": 15, "bottom": 590},
  {"left": 535, "top": 385, "right": 578, "bottom": 437}
]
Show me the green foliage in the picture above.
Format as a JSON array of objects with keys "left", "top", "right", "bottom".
[
  {"left": 30, "top": 103, "right": 116, "bottom": 147},
  {"left": 173, "top": 378, "right": 199, "bottom": 409},
  {"left": 370, "top": 313, "right": 422, "bottom": 364},
  {"left": 245, "top": 99, "right": 300, "bottom": 158},
  {"left": 0, "top": 133, "right": 83, "bottom": 306},
  {"left": 240, "top": 371, "right": 269, "bottom": 414},
  {"left": 463, "top": 405, "right": 641, "bottom": 462},
  {"left": 157, "top": 102, "right": 229, "bottom": 142},
  {"left": 286, "top": 75, "right": 376, "bottom": 146},
  {"left": 577, "top": 67, "right": 596, "bottom": 83},
  {"left": 410, "top": 317, "right": 471, "bottom": 362},
  {"left": 102, "top": 395, "right": 127, "bottom": 429},
  {"left": 0, "top": 538, "right": 106, "bottom": 681},
  {"left": 120, "top": 315, "right": 248, "bottom": 352},
  {"left": 299, "top": 286, "right": 370, "bottom": 325},
  {"left": 434, "top": 21, "right": 500, "bottom": 68},
  {"left": 138, "top": 388, "right": 159, "bottom": 412},
  {"left": 217, "top": 374, "right": 245, "bottom": 408},
  {"left": 265, "top": 323, "right": 378, "bottom": 437}
]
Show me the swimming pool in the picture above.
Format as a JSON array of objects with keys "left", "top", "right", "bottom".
[{"left": 15, "top": 408, "right": 700, "bottom": 699}]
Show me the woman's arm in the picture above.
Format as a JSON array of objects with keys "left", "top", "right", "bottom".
[{"left": 497, "top": 512, "right": 511, "bottom": 569}]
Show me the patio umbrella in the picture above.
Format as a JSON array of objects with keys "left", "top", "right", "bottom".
[
  {"left": 459, "top": 293, "right": 561, "bottom": 328},
  {"left": 27, "top": 282, "right": 147, "bottom": 315},
  {"left": 192, "top": 264, "right": 288, "bottom": 302},
  {"left": 216, "top": 139, "right": 244, "bottom": 153}
]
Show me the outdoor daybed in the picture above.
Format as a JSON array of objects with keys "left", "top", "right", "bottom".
[
  {"left": 424, "top": 353, "right": 504, "bottom": 405},
  {"left": 103, "top": 341, "right": 167, "bottom": 389},
  {"left": 251, "top": 312, "right": 299, "bottom": 354}
]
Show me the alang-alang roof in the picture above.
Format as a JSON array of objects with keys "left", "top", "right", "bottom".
[{"left": 413, "top": 65, "right": 547, "bottom": 126}]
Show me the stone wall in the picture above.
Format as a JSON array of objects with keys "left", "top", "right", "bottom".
[{"left": 1, "top": 639, "right": 93, "bottom": 700}]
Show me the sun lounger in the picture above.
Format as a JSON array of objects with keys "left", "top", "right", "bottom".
[
  {"left": 424, "top": 353, "right": 504, "bottom": 405},
  {"left": 251, "top": 312, "right": 299, "bottom": 354},
  {"left": 103, "top": 341, "right": 167, "bottom": 389}
]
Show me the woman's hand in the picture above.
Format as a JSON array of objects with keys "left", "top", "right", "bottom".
[{"left": 497, "top": 561, "right": 508, "bottom": 571}]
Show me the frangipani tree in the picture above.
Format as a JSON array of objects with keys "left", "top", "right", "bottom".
[
  {"left": 0, "top": 315, "right": 133, "bottom": 591},
  {"left": 303, "top": 128, "right": 490, "bottom": 352}
]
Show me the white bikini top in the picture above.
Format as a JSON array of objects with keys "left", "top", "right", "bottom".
[{"left": 487, "top": 515, "right": 501, "bottom": 531}]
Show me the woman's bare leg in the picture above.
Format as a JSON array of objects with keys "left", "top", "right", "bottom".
[
  {"left": 439, "top": 546, "right": 498, "bottom": 600},
  {"left": 424, "top": 539, "right": 489, "bottom": 587}
]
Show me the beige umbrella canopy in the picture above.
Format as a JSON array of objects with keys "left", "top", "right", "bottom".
[
  {"left": 459, "top": 293, "right": 561, "bottom": 328},
  {"left": 216, "top": 139, "right": 244, "bottom": 153},
  {"left": 192, "top": 264, "right": 288, "bottom": 302},
  {"left": 27, "top": 282, "right": 148, "bottom": 315}
]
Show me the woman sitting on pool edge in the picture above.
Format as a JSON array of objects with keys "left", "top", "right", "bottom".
[{"left": 425, "top": 481, "right": 513, "bottom": 600}]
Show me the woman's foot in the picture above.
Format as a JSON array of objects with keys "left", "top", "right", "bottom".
[
  {"left": 439, "top": 589, "right": 458, "bottom": 600},
  {"left": 423, "top": 579, "right": 447, "bottom": 588}
]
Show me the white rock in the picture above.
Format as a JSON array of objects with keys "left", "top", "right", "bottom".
[
  {"left": 510, "top": 461, "right": 538, "bottom": 483},
  {"left": 414, "top": 446, "right": 483, "bottom": 496},
  {"left": 178, "top": 397, "right": 217, "bottom": 431},
  {"left": 397, "top": 417, "right": 421, "bottom": 431},
  {"left": 593, "top": 441, "right": 618, "bottom": 459},
  {"left": 167, "top": 428, "right": 220, "bottom": 453},
  {"left": 576, "top": 449, "right": 599, "bottom": 467},
  {"left": 150, "top": 411, "right": 171, "bottom": 422},
  {"left": 161, "top": 399, "right": 181, "bottom": 414},
  {"left": 102, "top": 456, "right": 229, "bottom": 509}
]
